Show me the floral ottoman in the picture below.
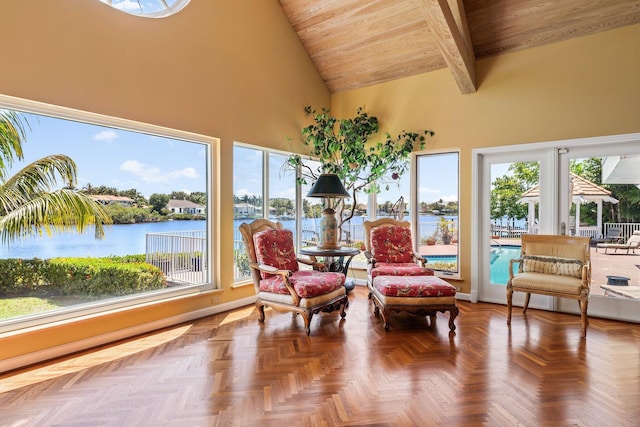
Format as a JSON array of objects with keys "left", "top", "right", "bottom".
[{"left": 369, "top": 275, "right": 459, "bottom": 331}]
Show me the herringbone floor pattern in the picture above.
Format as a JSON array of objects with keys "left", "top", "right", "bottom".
[{"left": 1, "top": 286, "right": 639, "bottom": 427}]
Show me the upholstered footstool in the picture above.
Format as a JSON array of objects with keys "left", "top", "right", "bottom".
[{"left": 369, "top": 275, "right": 459, "bottom": 331}]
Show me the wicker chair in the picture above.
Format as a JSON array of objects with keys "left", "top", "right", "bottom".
[
  {"left": 239, "top": 219, "right": 348, "bottom": 335},
  {"left": 363, "top": 218, "right": 458, "bottom": 331}
]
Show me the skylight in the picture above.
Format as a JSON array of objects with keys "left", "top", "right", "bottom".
[{"left": 99, "top": 0, "right": 189, "bottom": 18}]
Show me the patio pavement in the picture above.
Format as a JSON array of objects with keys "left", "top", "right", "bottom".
[{"left": 352, "top": 238, "right": 640, "bottom": 298}]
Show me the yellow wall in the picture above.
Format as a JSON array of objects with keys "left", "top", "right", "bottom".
[
  {"left": 1, "top": 0, "right": 639, "bottom": 368},
  {"left": 0, "top": 0, "right": 330, "bottom": 364},
  {"left": 332, "top": 23, "right": 640, "bottom": 294}
]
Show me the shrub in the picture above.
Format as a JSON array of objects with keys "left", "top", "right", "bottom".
[{"left": 0, "top": 256, "right": 165, "bottom": 297}]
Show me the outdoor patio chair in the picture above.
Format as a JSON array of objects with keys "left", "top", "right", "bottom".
[
  {"left": 592, "top": 228, "right": 622, "bottom": 245},
  {"left": 239, "top": 219, "right": 348, "bottom": 335},
  {"left": 595, "top": 230, "right": 640, "bottom": 254}
]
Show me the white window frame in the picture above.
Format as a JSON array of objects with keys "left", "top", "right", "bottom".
[
  {"left": 98, "top": 0, "right": 190, "bottom": 18},
  {"left": 0, "top": 94, "right": 217, "bottom": 333}
]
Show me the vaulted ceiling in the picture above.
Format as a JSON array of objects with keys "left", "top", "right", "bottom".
[{"left": 278, "top": 0, "right": 640, "bottom": 94}]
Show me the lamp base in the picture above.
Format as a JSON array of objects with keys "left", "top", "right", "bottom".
[{"left": 318, "top": 208, "right": 340, "bottom": 249}]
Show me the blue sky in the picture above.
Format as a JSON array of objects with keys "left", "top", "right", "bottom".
[
  {"left": 12, "top": 113, "right": 207, "bottom": 199},
  {"left": 13, "top": 112, "right": 464, "bottom": 205},
  {"left": 233, "top": 146, "right": 460, "bottom": 205}
]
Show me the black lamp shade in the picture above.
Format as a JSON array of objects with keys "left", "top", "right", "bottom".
[{"left": 306, "top": 174, "right": 350, "bottom": 198}]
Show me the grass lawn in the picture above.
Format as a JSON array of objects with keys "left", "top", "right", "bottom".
[{"left": 0, "top": 296, "right": 97, "bottom": 320}]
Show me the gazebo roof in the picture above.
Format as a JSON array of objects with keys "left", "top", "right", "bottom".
[{"left": 519, "top": 173, "right": 619, "bottom": 204}]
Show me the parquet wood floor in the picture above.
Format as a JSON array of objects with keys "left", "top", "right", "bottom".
[{"left": 1, "top": 286, "right": 639, "bottom": 427}]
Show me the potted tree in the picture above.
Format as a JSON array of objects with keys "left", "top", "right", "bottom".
[
  {"left": 439, "top": 217, "right": 455, "bottom": 245},
  {"left": 287, "top": 106, "right": 434, "bottom": 236}
]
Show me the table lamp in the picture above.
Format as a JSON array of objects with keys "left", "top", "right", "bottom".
[{"left": 306, "top": 173, "right": 350, "bottom": 249}]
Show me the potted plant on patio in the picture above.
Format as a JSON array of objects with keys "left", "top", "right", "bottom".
[
  {"left": 425, "top": 237, "right": 437, "bottom": 246},
  {"left": 439, "top": 217, "right": 455, "bottom": 245}
]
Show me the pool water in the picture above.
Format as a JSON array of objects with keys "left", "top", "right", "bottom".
[
  {"left": 425, "top": 255, "right": 458, "bottom": 264},
  {"left": 422, "top": 246, "right": 521, "bottom": 282},
  {"left": 490, "top": 245, "right": 521, "bottom": 284}
]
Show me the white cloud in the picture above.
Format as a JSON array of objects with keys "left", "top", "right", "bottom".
[
  {"left": 107, "top": 0, "right": 141, "bottom": 12},
  {"left": 167, "top": 167, "right": 198, "bottom": 179},
  {"left": 234, "top": 188, "right": 251, "bottom": 197},
  {"left": 93, "top": 130, "right": 118, "bottom": 142},
  {"left": 440, "top": 194, "right": 458, "bottom": 202},
  {"left": 120, "top": 160, "right": 199, "bottom": 183},
  {"left": 419, "top": 185, "right": 441, "bottom": 195}
]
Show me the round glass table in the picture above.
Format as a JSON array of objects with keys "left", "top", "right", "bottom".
[{"left": 299, "top": 246, "right": 360, "bottom": 293}]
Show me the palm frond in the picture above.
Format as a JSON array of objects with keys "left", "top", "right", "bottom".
[
  {"left": 0, "top": 189, "right": 112, "bottom": 245},
  {"left": 0, "top": 111, "right": 26, "bottom": 180},
  {"left": 0, "top": 154, "right": 79, "bottom": 215}
]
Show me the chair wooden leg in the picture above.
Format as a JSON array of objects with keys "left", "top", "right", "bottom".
[
  {"left": 506, "top": 288, "right": 513, "bottom": 325},
  {"left": 579, "top": 299, "right": 589, "bottom": 338},
  {"left": 448, "top": 306, "right": 459, "bottom": 331},
  {"left": 256, "top": 302, "right": 266, "bottom": 323},
  {"left": 302, "top": 312, "right": 312, "bottom": 336},
  {"left": 381, "top": 308, "right": 390, "bottom": 331},
  {"left": 523, "top": 293, "right": 531, "bottom": 314}
]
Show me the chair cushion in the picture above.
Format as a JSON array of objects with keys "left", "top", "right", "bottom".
[
  {"left": 253, "top": 228, "right": 299, "bottom": 279},
  {"left": 259, "top": 270, "right": 345, "bottom": 297},
  {"left": 511, "top": 272, "right": 584, "bottom": 294},
  {"left": 373, "top": 275, "right": 457, "bottom": 298},
  {"left": 521, "top": 255, "right": 583, "bottom": 278},
  {"left": 370, "top": 225, "right": 414, "bottom": 264},
  {"left": 370, "top": 262, "right": 434, "bottom": 278}
]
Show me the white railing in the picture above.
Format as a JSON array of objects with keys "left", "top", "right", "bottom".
[
  {"left": 146, "top": 230, "right": 207, "bottom": 285},
  {"left": 603, "top": 222, "right": 640, "bottom": 240},
  {"left": 578, "top": 227, "right": 599, "bottom": 239},
  {"left": 232, "top": 218, "right": 457, "bottom": 281}
]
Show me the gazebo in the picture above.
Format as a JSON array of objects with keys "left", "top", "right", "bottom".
[{"left": 518, "top": 173, "right": 618, "bottom": 238}]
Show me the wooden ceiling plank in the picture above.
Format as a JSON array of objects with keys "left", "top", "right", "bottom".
[{"left": 419, "top": 0, "right": 477, "bottom": 94}]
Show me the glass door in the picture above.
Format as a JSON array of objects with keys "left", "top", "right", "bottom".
[
  {"left": 474, "top": 148, "right": 557, "bottom": 306},
  {"left": 474, "top": 133, "right": 640, "bottom": 324},
  {"left": 557, "top": 139, "right": 640, "bottom": 323}
]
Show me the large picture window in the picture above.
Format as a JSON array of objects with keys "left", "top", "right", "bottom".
[
  {"left": 0, "top": 101, "right": 212, "bottom": 332},
  {"left": 233, "top": 144, "right": 300, "bottom": 281},
  {"left": 415, "top": 151, "right": 460, "bottom": 276}
]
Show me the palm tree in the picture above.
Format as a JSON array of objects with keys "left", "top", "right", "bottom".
[{"left": 0, "top": 111, "right": 111, "bottom": 245}]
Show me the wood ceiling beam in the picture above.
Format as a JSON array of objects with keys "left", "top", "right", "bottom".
[{"left": 419, "top": 0, "right": 477, "bottom": 94}]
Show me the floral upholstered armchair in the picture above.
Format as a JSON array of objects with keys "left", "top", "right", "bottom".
[
  {"left": 363, "top": 218, "right": 458, "bottom": 331},
  {"left": 363, "top": 218, "right": 434, "bottom": 282},
  {"left": 239, "top": 219, "right": 348, "bottom": 335}
]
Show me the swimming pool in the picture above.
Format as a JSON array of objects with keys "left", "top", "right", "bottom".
[
  {"left": 422, "top": 246, "right": 521, "bottom": 282},
  {"left": 490, "top": 245, "right": 521, "bottom": 284},
  {"left": 425, "top": 255, "right": 458, "bottom": 264}
]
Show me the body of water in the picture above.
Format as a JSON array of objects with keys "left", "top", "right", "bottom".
[
  {"left": 0, "top": 220, "right": 207, "bottom": 259},
  {"left": 1, "top": 213, "right": 470, "bottom": 260}
]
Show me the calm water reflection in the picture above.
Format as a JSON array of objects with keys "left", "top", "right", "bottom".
[{"left": 0, "top": 220, "right": 206, "bottom": 259}]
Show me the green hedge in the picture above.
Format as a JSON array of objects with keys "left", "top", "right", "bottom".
[{"left": 0, "top": 255, "right": 166, "bottom": 297}]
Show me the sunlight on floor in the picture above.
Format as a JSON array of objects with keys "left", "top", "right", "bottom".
[
  {"left": 219, "top": 306, "right": 256, "bottom": 326},
  {"left": 0, "top": 324, "right": 193, "bottom": 393}
]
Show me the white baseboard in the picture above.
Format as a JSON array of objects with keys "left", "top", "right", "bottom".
[{"left": 456, "top": 292, "right": 472, "bottom": 302}]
